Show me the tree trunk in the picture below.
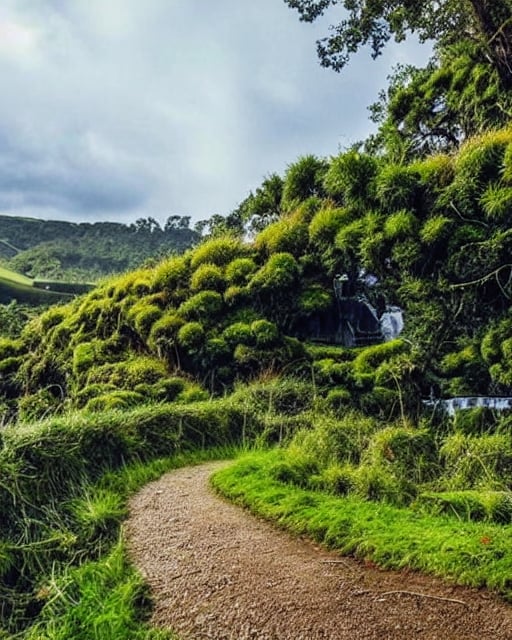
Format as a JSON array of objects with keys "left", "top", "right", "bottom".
[{"left": 468, "top": 0, "right": 512, "bottom": 89}]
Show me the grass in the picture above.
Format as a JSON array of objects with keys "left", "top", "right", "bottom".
[
  {"left": 0, "top": 266, "right": 91, "bottom": 305},
  {"left": 211, "top": 449, "right": 512, "bottom": 600},
  {"left": 5, "top": 447, "right": 238, "bottom": 639}
]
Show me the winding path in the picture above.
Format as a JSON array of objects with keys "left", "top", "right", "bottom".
[{"left": 125, "top": 462, "right": 512, "bottom": 640}]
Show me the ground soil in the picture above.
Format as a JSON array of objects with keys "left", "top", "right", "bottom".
[{"left": 125, "top": 461, "right": 512, "bottom": 640}]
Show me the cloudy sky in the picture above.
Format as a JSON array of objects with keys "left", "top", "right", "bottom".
[{"left": 0, "top": 1, "right": 429, "bottom": 226}]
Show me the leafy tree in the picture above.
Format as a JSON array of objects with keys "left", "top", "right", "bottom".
[{"left": 284, "top": 1, "right": 512, "bottom": 90}]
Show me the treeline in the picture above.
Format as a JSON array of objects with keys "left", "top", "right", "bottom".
[{"left": 0, "top": 214, "right": 199, "bottom": 281}]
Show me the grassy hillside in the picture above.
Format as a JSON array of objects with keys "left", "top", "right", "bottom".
[
  {"left": 0, "top": 265, "right": 94, "bottom": 306},
  {"left": 0, "top": 214, "right": 199, "bottom": 283}
]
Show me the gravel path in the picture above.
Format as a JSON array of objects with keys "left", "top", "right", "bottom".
[{"left": 125, "top": 461, "right": 512, "bottom": 640}]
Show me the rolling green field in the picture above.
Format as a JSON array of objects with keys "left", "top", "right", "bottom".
[{"left": 0, "top": 265, "right": 94, "bottom": 305}]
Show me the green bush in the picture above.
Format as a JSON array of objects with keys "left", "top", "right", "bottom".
[
  {"left": 251, "top": 319, "right": 279, "bottom": 347},
  {"left": 85, "top": 390, "right": 145, "bottom": 412},
  {"left": 298, "top": 285, "right": 332, "bottom": 314},
  {"left": 225, "top": 257, "right": 257, "bottom": 285},
  {"left": 249, "top": 252, "right": 299, "bottom": 293},
  {"left": 383, "top": 209, "right": 418, "bottom": 240},
  {"left": 440, "top": 432, "right": 512, "bottom": 489},
  {"left": 178, "top": 290, "right": 224, "bottom": 320},
  {"left": 132, "top": 303, "right": 162, "bottom": 339},
  {"left": 254, "top": 218, "right": 309, "bottom": 256},
  {"left": 376, "top": 165, "right": 420, "bottom": 211},
  {"left": 190, "top": 235, "right": 245, "bottom": 269},
  {"left": 222, "top": 322, "right": 254, "bottom": 347},
  {"left": 177, "top": 321, "right": 205, "bottom": 352},
  {"left": 190, "top": 263, "right": 225, "bottom": 292},
  {"left": 308, "top": 205, "right": 354, "bottom": 247},
  {"left": 323, "top": 151, "right": 378, "bottom": 205},
  {"left": 480, "top": 184, "right": 512, "bottom": 220},
  {"left": 152, "top": 254, "right": 190, "bottom": 292},
  {"left": 420, "top": 215, "right": 453, "bottom": 244},
  {"left": 281, "top": 155, "right": 328, "bottom": 211},
  {"left": 147, "top": 312, "right": 185, "bottom": 356}
]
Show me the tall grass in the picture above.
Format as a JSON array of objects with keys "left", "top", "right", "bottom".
[
  {"left": 212, "top": 450, "right": 512, "bottom": 599},
  {"left": 0, "top": 396, "right": 258, "bottom": 637}
]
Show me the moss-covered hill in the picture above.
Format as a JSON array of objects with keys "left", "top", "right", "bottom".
[{"left": 1, "top": 126, "right": 512, "bottom": 422}]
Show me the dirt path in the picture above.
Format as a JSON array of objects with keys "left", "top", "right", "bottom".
[{"left": 125, "top": 462, "right": 512, "bottom": 640}]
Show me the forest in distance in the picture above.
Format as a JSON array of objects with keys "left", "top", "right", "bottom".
[{"left": 1, "top": 1, "right": 512, "bottom": 638}]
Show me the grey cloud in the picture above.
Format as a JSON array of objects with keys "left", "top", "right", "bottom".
[{"left": 0, "top": 0, "right": 430, "bottom": 224}]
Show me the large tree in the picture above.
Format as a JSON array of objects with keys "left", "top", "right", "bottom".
[{"left": 284, "top": 0, "right": 512, "bottom": 90}]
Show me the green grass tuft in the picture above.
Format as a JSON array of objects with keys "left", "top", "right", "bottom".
[{"left": 212, "top": 450, "right": 512, "bottom": 599}]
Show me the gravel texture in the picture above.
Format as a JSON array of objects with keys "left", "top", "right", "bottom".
[{"left": 125, "top": 462, "right": 512, "bottom": 639}]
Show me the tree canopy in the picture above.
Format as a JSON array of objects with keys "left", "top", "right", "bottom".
[{"left": 284, "top": 1, "right": 512, "bottom": 90}]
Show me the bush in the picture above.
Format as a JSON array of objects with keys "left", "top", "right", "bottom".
[
  {"left": 249, "top": 252, "right": 300, "bottom": 293},
  {"left": 440, "top": 432, "right": 512, "bottom": 489},
  {"left": 177, "top": 322, "right": 205, "bottom": 352},
  {"left": 281, "top": 155, "right": 328, "bottom": 211},
  {"left": 420, "top": 215, "right": 453, "bottom": 244},
  {"left": 298, "top": 286, "right": 332, "bottom": 315},
  {"left": 376, "top": 164, "right": 420, "bottom": 211},
  {"left": 308, "top": 206, "right": 353, "bottom": 246},
  {"left": 222, "top": 322, "right": 254, "bottom": 347},
  {"left": 323, "top": 151, "right": 378, "bottom": 205},
  {"left": 84, "top": 390, "right": 145, "bottom": 412},
  {"left": 190, "top": 263, "right": 225, "bottom": 292},
  {"left": 251, "top": 319, "right": 279, "bottom": 347},
  {"left": 190, "top": 235, "right": 245, "bottom": 269},
  {"left": 383, "top": 209, "right": 418, "bottom": 240},
  {"left": 132, "top": 304, "right": 162, "bottom": 339},
  {"left": 147, "top": 312, "right": 185, "bottom": 356},
  {"left": 254, "top": 218, "right": 309, "bottom": 257},
  {"left": 152, "top": 254, "right": 190, "bottom": 291},
  {"left": 178, "top": 290, "right": 224, "bottom": 320},
  {"left": 225, "top": 258, "right": 257, "bottom": 286}
]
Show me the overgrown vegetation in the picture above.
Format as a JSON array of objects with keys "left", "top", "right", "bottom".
[{"left": 2, "top": 4, "right": 512, "bottom": 632}]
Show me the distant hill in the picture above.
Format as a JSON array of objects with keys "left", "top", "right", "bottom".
[{"left": 0, "top": 214, "right": 199, "bottom": 282}]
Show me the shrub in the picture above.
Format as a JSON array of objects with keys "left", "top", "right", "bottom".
[
  {"left": 420, "top": 215, "right": 453, "bottom": 244},
  {"left": 308, "top": 206, "right": 353, "bottom": 246},
  {"left": 178, "top": 290, "right": 223, "bottom": 321},
  {"left": 152, "top": 254, "right": 190, "bottom": 291},
  {"left": 383, "top": 209, "right": 418, "bottom": 240},
  {"left": 440, "top": 432, "right": 512, "bottom": 489},
  {"left": 177, "top": 322, "right": 205, "bottom": 352},
  {"left": 298, "top": 286, "right": 332, "bottom": 314},
  {"left": 84, "top": 390, "right": 145, "bottom": 412},
  {"left": 376, "top": 164, "right": 420, "bottom": 211},
  {"left": 132, "top": 304, "right": 162, "bottom": 339},
  {"left": 353, "top": 340, "right": 407, "bottom": 377},
  {"left": 225, "top": 258, "right": 257, "bottom": 286},
  {"left": 190, "top": 263, "right": 225, "bottom": 292},
  {"left": 323, "top": 151, "right": 378, "bottom": 205},
  {"left": 222, "top": 322, "right": 254, "bottom": 347},
  {"left": 251, "top": 319, "right": 279, "bottom": 347},
  {"left": 480, "top": 184, "right": 512, "bottom": 220},
  {"left": 254, "top": 219, "right": 309, "bottom": 257},
  {"left": 249, "top": 252, "right": 299, "bottom": 293},
  {"left": 365, "top": 426, "right": 438, "bottom": 484},
  {"left": 190, "top": 235, "right": 245, "bottom": 269},
  {"left": 147, "top": 312, "right": 185, "bottom": 355},
  {"left": 281, "top": 155, "right": 328, "bottom": 211}
]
